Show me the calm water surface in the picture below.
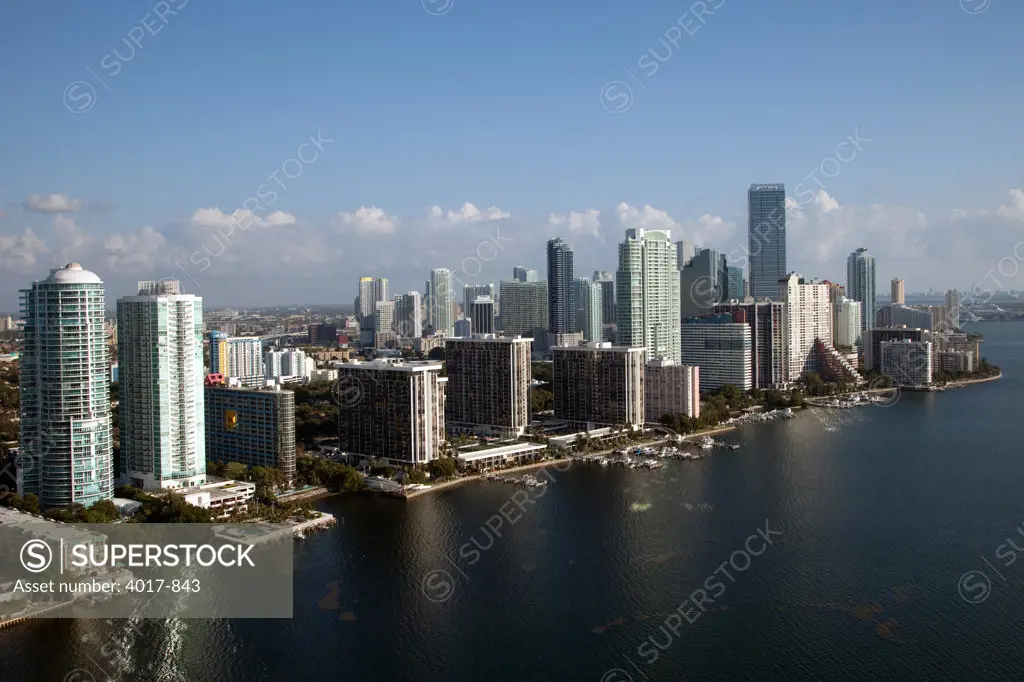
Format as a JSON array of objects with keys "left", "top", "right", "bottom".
[{"left": 3, "top": 321, "right": 1023, "bottom": 681}]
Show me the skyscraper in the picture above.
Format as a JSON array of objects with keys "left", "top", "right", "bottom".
[
  {"left": 675, "top": 240, "right": 695, "bottom": 271},
  {"left": 552, "top": 344, "right": 645, "bottom": 428},
  {"left": 710, "top": 300, "right": 787, "bottom": 389},
  {"left": 498, "top": 281, "right": 548, "bottom": 336},
  {"left": 617, "top": 228, "right": 681, "bottom": 361},
  {"left": 430, "top": 268, "right": 454, "bottom": 336},
  {"left": 394, "top": 292, "right": 423, "bottom": 338},
  {"left": 726, "top": 266, "right": 745, "bottom": 300},
  {"left": 19, "top": 263, "right": 113, "bottom": 508},
  {"left": 463, "top": 284, "right": 495, "bottom": 311},
  {"left": 593, "top": 271, "right": 616, "bottom": 325},
  {"left": 357, "top": 277, "right": 389, "bottom": 318},
  {"left": 945, "top": 289, "right": 962, "bottom": 330},
  {"left": 748, "top": 184, "right": 787, "bottom": 298},
  {"left": 679, "top": 248, "right": 727, "bottom": 319},
  {"left": 847, "top": 248, "right": 877, "bottom": 335},
  {"left": 833, "top": 297, "right": 863, "bottom": 348},
  {"left": 445, "top": 337, "right": 532, "bottom": 437},
  {"left": 891, "top": 278, "right": 905, "bottom": 305},
  {"left": 780, "top": 273, "right": 833, "bottom": 382},
  {"left": 117, "top": 280, "right": 206, "bottom": 491},
  {"left": 546, "top": 238, "right": 575, "bottom": 334},
  {"left": 470, "top": 296, "right": 495, "bottom": 335},
  {"left": 573, "top": 278, "right": 603, "bottom": 343}
]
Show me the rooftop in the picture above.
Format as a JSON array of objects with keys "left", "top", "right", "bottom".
[{"left": 44, "top": 262, "right": 103, "bottom": 285}]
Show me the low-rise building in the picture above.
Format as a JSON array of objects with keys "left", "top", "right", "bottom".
[
  {"left": 455, "top": 442, "right": 547, "bottom": 471},
  {"left": 936, "top": 349, "right": 974, "bottom": 374},
  {"left": 178, "top": 479, "right": 255, "bottom": 518}
]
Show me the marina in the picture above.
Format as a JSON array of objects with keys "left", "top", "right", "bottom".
[{"left": 481, "top": 473, "right": 550, "bottom": 488}]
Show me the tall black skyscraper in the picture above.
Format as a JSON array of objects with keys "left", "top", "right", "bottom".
[
  {"left": 546, "top": 237, "right": 574, "bottom": 334},
  {"left": 748, "top": 184, "right": 787, "bottom": 299}
]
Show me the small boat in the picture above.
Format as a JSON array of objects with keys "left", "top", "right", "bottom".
[{"left": 728, "top": 444, "right": 740, "bottom": 451}]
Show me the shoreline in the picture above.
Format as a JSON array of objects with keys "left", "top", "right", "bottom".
[{"left": 938, "top": 371, "right": 1002, "bottom": 389}]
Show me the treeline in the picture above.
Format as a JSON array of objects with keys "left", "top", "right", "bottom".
[{"left": 659, "top": 384, "right": 805, "bottom": 435}]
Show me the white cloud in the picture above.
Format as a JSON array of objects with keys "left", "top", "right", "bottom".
[
  {"left": 0, "top": 228, "right": 48, "bottom": 269},
  {"left": 189, "top": 207, "right": 297, "bottom": 229},
  {"left": 334, "top": 206, "right": 399, "bottom": 236},
  {"left": 549, "top": 209, "right": 601, "bottom": 237},
  {"left": 103, "top": 226, "right": 169, "bottom": 273},
  {"left": 23, "top": 193, "right": 82, "bottom": 213},
  {"left": 53, "top": 214, "right": 96, "bottom": 264},
  {"left": 427, "top": 202, "right": 510, "bottom": 226}
]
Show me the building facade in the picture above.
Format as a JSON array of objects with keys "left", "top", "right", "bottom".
[
  {"left": 117, "top": 280, "right": 206, "bottom": 491},
  {"left": 430, "top": 268, "right": 454, "bottom": 337},
  {"left": 864, "top": 327, "right": 926, "bottom": 372},
  {"left": 833, "top": 296, "right": 863, "bottom": 348},
  {"left": 498, "top": 280, "right": 548, "bottom": 337},
  {"left": 204, "top": 379, "right": 297, "bottom": 482},
  {"left": 680, "top": 247, "right": 728, "bottom": 319},
  {"left": 513, "top": 266, "right": 540, "bottom": 283},
  {"left": 876, "top": 304, "right": 934, "bottom": 331},
  {"left": 847, "top": 248, "right": 876, "bottom": 336},
  {"left": 880, "top": 339, "right": 933, "bottom": 387},
  {"left": 593, "top": 271, "right": 616, "bottom": 326},
  {"left": 781, "top": 273, "right": 833, "bottom": 382},
  {"left": 336, "top": 360, "right": 447, "bottom": 466},
  {"left": 945, "top": 290, "right": 962, "bottom": 330},
  {"left": 394, "top": 292, "right": 423, "bottom": 339},
  {"left": 645, "top": 358, "right": 700, "bottom": 422},
  {"left": 547, "top": 238, "right": 575, "bottom": 334},
  {"left": 891, "top": 278, "right": 905, "bottom": 305},
  {"left": 445, "top": 337, "right": 532, "bottom": 437},
  {"left": 307, "top": 323, "right": 338, "bottom": 346},
  {"left": 748, "top": 184, "right": 787, "bottom": 298},
  {"left": 19, "top": 263, "right": 114, "bottom": 508},
  {"left": 573, "top": 278, "right": 603, "bottom": 343},
  {"left": 616, "top": 228, "right": 681, "bottom": 362},
  {"left": 552, "top": 344, "right": 645, "bottom": 428},
  {"left": 710, "top": 300, "right": 786, "bottom": 389},
  {"left": 470, "top": 297, "right": 495, "bottom": 335},
  {"left": 681, "top": 315, "right": 753, "bottom": 392}
]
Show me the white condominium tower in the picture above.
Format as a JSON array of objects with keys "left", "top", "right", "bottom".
[
  {"left": 780, "top": 273, "right": 833, "bottom": 381},
  {"left": 117, "top": 280, "right": 206, "bottom": 490},
  {"left": 430, "top": 268, "right": 454, "bottom": 336},
  {"left": 19, "top": 263, "right": 113, "bottom": 508},
  {"left": 394, "top": 292, "right": 423, "bottom": 338},
  {"left": 616, "top": 228, "right": 681, "bottom": 362},
  {"left": 357, "top": 277, "right": 389, "bottom": 318}
]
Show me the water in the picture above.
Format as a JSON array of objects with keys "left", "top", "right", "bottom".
[{"left": 3, "top": 321, "right": 1022, "bottom": 681}]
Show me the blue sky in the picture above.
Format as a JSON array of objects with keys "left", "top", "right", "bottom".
[{"left": 1, "top": 0, "right": 1023, "bottom": 309}]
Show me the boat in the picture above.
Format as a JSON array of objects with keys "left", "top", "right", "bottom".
[{"left": 728, "top": 444, "right": 740, "bottom": 451}]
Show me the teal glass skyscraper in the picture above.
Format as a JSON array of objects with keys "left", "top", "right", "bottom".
[
  {"left": 748, "top": 184, "right": 787, "bottom": 299},
  {"left": 846, "top": 247, "right": 877, "bottom": 335},
  {"left": 19, "top": 263, "right": 113, "bottom": 508},
  {"left": 546, "top": 238, "right": 575, "bottom": 334}
]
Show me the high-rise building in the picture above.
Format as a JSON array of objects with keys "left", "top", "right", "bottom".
[
  {"left": 710, "top": 300, "right": 787, "bottom": 389},
  {"left": 726, "top": 266, "right": 745, "bottom": 301},
  {"left": 264, "top": 348, "right": 310, "bottom": 380},
  {"left": 675, "top": 240, "right": 695, "bottom": 271},
  {"left": 336, "top": 360, "right": 447, "bottom": 466},
  {"left": 453, "top": 319, "right": 472, "bottom": 338},
  {"left": 547, "top": 238, "right": 575, "bottom": 334},
  {"left": 748, "top": 184, "right": 787, "bottom": 298},
  {"left": 833, "top": 297, "right": 863, "bottom": 348},
  {"left": 19, "top": 263, "right": 113, "bottom": 508},
  {"left": 0, "top": 315, "right": 13, "bottom": 331},
  {"left": 593, "top": 271, "right": 616, "bottom": 325},
  {"left": 645, "top": 358, "right": 700, "bottom": 422},
  {"left": 470, "top": 296, "right": 495, "bottom": 335},
  {"left": 681, "top": 314, "right": 753, "bottom": 392},
  {"left": 945, "top": 290, "right": 962, "bottom": 330},
  {"left": 572, "top": 278, "right": 602, "bottom": 343},
  {"left": 211, "top": 335, "right": 264, "bottom": 385},
  {"left": 780, "top": 273, "right": 833, "bottom": 382},
  {"left": 430, "top": 268, "right": 454, "bottom": 337},
  {"left": 891, "top": 278, "right": 905, "bottom": 305},
  {"left": 513, "top": 266, "right": 540, "bottom": 283},
  {"left": 394, "top": 292, "right": 423, "bottom": 338},
  {"left": 847, "top": 248, "right": 876, "bottom": 336},
  {"left": 463, "top": 284, "right": 495, "bottom": 312},
  {"left": 552, "top": 343, "right": 645, "bottom": 428},
  {"left": 204, "top": 378, "right": 296, "bottom": 483},
  {"left": 880, "top": 339, "right": 933, "bottom": 387},
  {"left": 445, "top": 337, "right": 532, "bottom": 437},
  {"left": 117, "top": 280, "right": 206, "bottom": 491},
  {"left": 356, "top": 277, "right": 389, "bottom": 318},
  {"left": 679, "top": 247, "right": 727, "bottom": 319},
  {"left": 616, "top": 228, "right": 682, "bottom": 362},
  {"left": 498, "top": 281, "right": 548, "bottom": 337},
  {"left": 864, "top": 327, "right": 927, "bottom": 372},
  {"left": 307, "top": 323, "right": 338, "bottom": 346},
  {"left": 374, "top": 300, "right": 395, "bottom": 333}
]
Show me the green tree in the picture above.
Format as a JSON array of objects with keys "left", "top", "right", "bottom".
[
  {"left": 531, "top": 387, "right": 554, "bottom": 412},
  {"left": 21, "top": 493, "right": 41, "bottom": 515},
  {"left": 223, "top": 461, "right": 249, "bottom": 481},
  {"left": 428, "top": 457, "right": 457, "bottom": 480}
]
